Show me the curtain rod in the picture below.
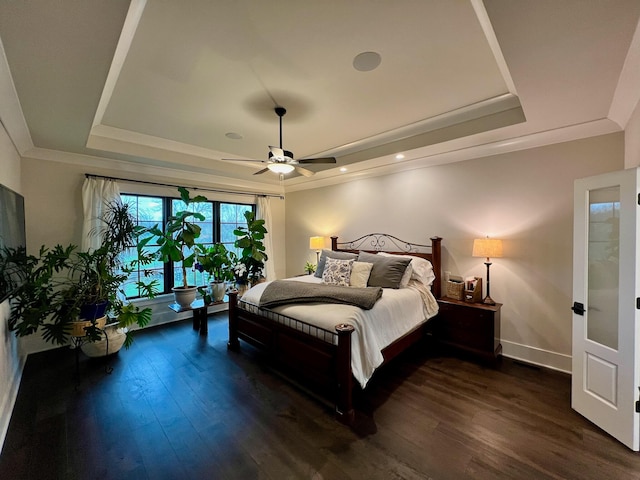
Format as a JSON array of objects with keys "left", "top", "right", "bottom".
[{"left": 84, "top": 173, "right": 284, "bottom": 199}]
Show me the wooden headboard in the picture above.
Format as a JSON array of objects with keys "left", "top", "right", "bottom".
[{"left": 330, "top": 234, "right": 442, "bottom": 298}]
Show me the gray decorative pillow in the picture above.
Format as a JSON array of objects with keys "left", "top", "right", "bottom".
[
  {"left": 357, "top": 251, "right": 411, "bottom": 289},
  {"left": 314, "top": 249, "right": 358, "bottom": 278},
  {"left": 322, "top": 257, "right": 355, "bottom": 286}
]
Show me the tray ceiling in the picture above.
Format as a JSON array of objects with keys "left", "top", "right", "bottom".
[{"left": 0, "top": 0, "right": 639, "bottom": 189}]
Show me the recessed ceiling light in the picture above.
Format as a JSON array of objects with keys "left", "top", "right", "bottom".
[
  {"left": 225, "top": 132, "right": 243, "bottom": 140},
  {"left": 340, "top": 167, "right": 348, "bottom": 172},
  {"left": 395, "top": 154, "right": 405, "bottom": 160},
  {"left": 353, "top": 51, "right": 381, "bottom": 72}
]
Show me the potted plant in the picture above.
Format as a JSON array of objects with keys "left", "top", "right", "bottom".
[
  {"left": 195, "top": 243, "right": 236, "bottom": 303},
  {"left": 4, "top": 201, "right": 158, "bottom": 351},
  {"left": 77, "top": 200, "right": 158, "bottom": 355},
  {"left": 233, "top": 210, "right": 268, "bottom": 287},
  {"left": 137, "top": 186, "right": 208, "bottom": 307}
]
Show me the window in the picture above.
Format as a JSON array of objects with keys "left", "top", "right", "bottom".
[{"left": 120, "top": 193, "right": 254, "bottom": 298}]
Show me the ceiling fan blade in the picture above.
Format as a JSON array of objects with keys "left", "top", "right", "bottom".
[
  {"left": 297, "top": 157, "right": 337, "bottom": 164},
  {"left": 253, "top": 168, "right": 270, "bottom": 175},
  {"left": 221, "top": 158, "right": 265, "bottom": 163},
  {"left": 294, "top": 165, "right": 315, "bottom": 177}
]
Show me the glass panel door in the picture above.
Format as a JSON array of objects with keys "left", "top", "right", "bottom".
[
  {"left": 572, "top": 168, "right": 640, "bottom": 451},
  {"left": 587, "top": 186, "right": 620, "bottom": 349}
]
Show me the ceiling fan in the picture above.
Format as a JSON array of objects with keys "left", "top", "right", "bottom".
[{"left": 222, "top": 106, "right": 337, "bottom": 177}]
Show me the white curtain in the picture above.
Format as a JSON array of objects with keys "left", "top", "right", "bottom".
[
  {"left": 256, "top": 195, "right": 276, "bottom": 280},
  {"left": 81, "top": 177, "right": 121, "bottom": 251}
]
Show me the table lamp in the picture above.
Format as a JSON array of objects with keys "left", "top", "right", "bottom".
[
  {"left": 472, "top": 237, "right": 503, "bottom": 305},
  {"left": 309, "top": 236, "right": 325, "bottom": 264}
]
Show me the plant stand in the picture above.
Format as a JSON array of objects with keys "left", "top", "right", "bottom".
[
  {"left": 169, "top": 299, "right": 210, "bottom": 335},
  {"left": 70, "top": 325, "right": 112, "bottom": 384}
]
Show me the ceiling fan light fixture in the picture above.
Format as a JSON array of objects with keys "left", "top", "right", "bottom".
[{"left": 267, "top": 163, "right": 295, "bottom": 174}]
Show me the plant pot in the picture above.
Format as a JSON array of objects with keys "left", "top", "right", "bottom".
[
  {"left": 70, "top": 315, "right": 107, "bottom": 337},
  {"left": 209, "top": 281, "right": 226, "bottom": 303},
  {"left": 79, "top": 300, "right": 109, "bottom": 320},
  {"left": 235, "top": 282, "right": 250, "bottom": 298},
  {"left": 80, "top": 323, "right": 127, "bottom": 357},
  {"left": 172, "top": 285, "right": 198, "bottom": 308}
]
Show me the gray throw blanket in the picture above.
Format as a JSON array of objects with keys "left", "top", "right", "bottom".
[{"left": 259, "top": 280, "right": 383, "bottom": 310}]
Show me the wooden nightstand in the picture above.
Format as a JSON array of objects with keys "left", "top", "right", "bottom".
[{"left": 434, "top": 298, "right": 502, "bottom": 362}]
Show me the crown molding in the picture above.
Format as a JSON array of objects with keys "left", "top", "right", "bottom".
[
  {"left": 0, "top": 35, "right": 33, "bottom": 154},
  {"left": 22, "top": 147, "right": 284, "bottom": 196},
  {"left": 91, "top": 0, "right": 147, "bottom": 129},
  {"left": 284, "top": 118, "right": 621, "bottom": 193},
  {"left": 87, "top": 124, "right": 232, "bottom": 164},
  {"left": 609, "top": 17, "right": 640, "bottom": 128},
  {"left": 470, "top": 0, "right": 517, "bottom": 95},
  {"left": 313, "top": 93, "right": 522, "bottom": 159}
]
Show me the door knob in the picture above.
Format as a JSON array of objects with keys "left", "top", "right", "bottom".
[{"left": 571, "top": 302, "right": 585, "bottom": 316}]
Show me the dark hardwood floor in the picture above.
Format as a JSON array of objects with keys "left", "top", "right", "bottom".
[{"left": 1, "top": 312, "right": 640, "bottom": 480}]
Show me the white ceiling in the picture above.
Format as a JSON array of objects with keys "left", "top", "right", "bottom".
[{"left": 1, "top": 0, "right": 639, "bottom": 193}]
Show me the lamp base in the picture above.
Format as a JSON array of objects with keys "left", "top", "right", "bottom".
[{"left": 482, "top": 295, "right": 496, "bottom": 306}]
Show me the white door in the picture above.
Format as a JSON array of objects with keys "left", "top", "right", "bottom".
[{"left": 572, "top": 167, "right": 640, "bottom": 451}]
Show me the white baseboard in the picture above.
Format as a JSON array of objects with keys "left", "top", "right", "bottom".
[
  {"left": 501, "top": 339, "right": 571, "bottom": 374},
  {"left": 0, "top": 351, "right": 26, "bottom": 455}
]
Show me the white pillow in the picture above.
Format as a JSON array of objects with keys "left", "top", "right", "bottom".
[
  {"left": 349, "top": 261, "right": 374, "bottom": 288},
  {"left": 399, "top": 264, "right": 413, "bottom": 288},
  {"left": 322, "top": 257, "right": 355, "bottom": 286},
  {"left": 377, "top": 252, "right": 435, "bottom": 286}
]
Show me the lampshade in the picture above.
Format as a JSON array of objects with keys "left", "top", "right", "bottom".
[
  {"left": 309, "top": 236, "right": 325, "bottom": 250},
  {"left": 472, "top": 238, "right": 503, "bottom": 259},
  {"left": 267, "top": 163, "right": 295, "bottom": 174}
]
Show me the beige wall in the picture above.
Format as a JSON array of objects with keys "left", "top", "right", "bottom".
[
  {"left": 285, "top": 133, "right": 624, "bottom": 371},
  {"left": 0, "top": 122, "right": 23, "bottom": 453}
]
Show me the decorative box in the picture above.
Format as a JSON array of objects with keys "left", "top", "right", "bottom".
[{"left": 445, "top": 280, "right": 465, "bottom": 301}]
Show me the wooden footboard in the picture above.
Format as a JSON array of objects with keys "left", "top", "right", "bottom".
[{"left": 227, "top": 291, "right": 356, "bottom": 423}]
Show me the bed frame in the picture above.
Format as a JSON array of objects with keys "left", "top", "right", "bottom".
[{"left": 227, "top": 234, "right": 442, "bottom": 424}]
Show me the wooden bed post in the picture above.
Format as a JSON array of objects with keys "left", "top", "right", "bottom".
[
  {"left": 430, "top": 236, "right": 442, "bottom": 299},
  {"left": 227, "top": 291, "right": 240, "bottom": 351},
  {"left": 331, "top": 236, "right": 338, "bottom": 250},
  {"left": 335, "top": 323, "right": 355, "bottom": 424}
]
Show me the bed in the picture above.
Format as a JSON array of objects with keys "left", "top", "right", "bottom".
[{"left": 227, "top": 234, "right": 442, "bottom": 424}]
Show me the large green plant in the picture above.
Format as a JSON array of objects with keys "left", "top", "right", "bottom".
[
  {"left": 233, "top": 210, "right": 268, "bottom": 282},
  {"left": 137, "top": 187, "right": 208, "bottom": 289},
  {"left": 4, "top": 201, "right": 158, "bottom": 347},
  {"left": 6, "top": 244, "right": 78, "bottom": 343},
  {"left": 196, "top": 243, "right": 236, "bottom": 283}
]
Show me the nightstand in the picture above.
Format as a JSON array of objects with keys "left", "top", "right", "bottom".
[{"left": 434, "top": 298, "right": 502, "bottom": 362}]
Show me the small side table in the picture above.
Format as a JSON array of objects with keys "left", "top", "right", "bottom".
[
  {"left": 435, "top": 298, "right": 502, "bottom": 363},
  {"left": 169, "top": 299, "right": 224, "bottom": 335}
]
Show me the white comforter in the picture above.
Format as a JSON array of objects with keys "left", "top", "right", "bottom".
[{"left": 240, "top": 275, "right": 439, "bottom": 388}]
